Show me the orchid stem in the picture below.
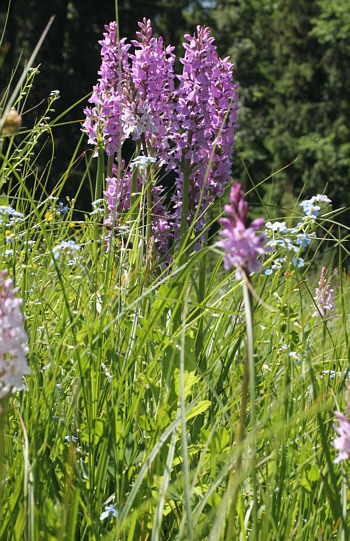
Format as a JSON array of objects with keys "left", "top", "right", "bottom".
[
  {"left": 226, "top": 273, "right": 257, "bottom": 540},
  {"left": 195, "top": 249, "right": 206, "bottom": 369},
  {"left": 179, "top": 159, "right": 191, "bottom": 268},
  {"left": 95, "top": 136, "right": 105, "bottom": 203},
  {"left": 0, "top": 402, "right": 5, "bottom": 515},
  {"left": 130, "top": 141, "right": 141, "bottom": 233}
]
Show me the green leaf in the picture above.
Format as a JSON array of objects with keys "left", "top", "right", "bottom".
[
  {"left": 185, "top": 400, "right": 211, "bottom": 422},
  {"left": 308, "top": 465, "right": 320, "bottom": 483},
  {"left": 174, "top": 369, "right": 201, "bottom": 399}
]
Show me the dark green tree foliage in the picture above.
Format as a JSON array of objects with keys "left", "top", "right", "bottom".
[
  {"left": 210, "top": 0, "right": 274, "bottom": 203},
  {"left": 308, "top": 0, "right": 350, "bottom": 202},
  {"left": 2, "top": 0, "right": 350, "bottom": 219},
  {"left": 212, "top": 0, "right": 350, "bottom": 217}
]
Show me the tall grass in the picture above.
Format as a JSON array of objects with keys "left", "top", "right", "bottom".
[{"left": 1, "top": 10, "right": 350, "bottom": 541}]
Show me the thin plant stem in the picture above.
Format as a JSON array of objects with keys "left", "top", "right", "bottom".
[
  {"left": 146, "top": 179, "right": 152, "bottom": 247},
  {"left": 195, "top": 251, "right": 206, "bottom": 367},
  {"left": 179, "top": 158, "right": 191, "bottom": 269},
  {"left": 180, "top": 292, "right": 194, "bottom": 541},
  {"left": 95, "top": 137, "right": 105, "bottom": 203},
  {"left": 226, "top": 273, "right": 257, "bottom": 541},
  {"left": 225, "top": 346, "right": 249, "bottom": 540},
  {"left": 0, "top": 17, "right": 55, "bottom": 133},
  {"left": 178, "top": 129, "right": 193, "bottom": 269},
  {"left": 107, "top": 154, "right": 114, "bottom": 178},
  {"left": 93, "top": 136, "right": 105, "bottom": 254},
  {"left": 130, "top": 140, "right": 141, "bottom": 242},
  {"left": 140, "top": 134, "right": 152, "bottom": 252},
  {"left": 0, "top": 402, "right": 5, "bottom": 515},
  {"left": 242, "top": 276, "right": 258, "bottom": 540}
]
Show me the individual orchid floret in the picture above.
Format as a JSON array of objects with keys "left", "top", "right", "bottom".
[
  {"left": 0, "top": 270, "right": 30, "bottom": 400},
  {"left": 312, "top": 266, "right": 335, "bottom": 318},
  {"left": 216, "top": 182, "right": 269, "bottom": 279}
]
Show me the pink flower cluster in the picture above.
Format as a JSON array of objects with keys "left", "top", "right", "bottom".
[
  {"left": 169, "top": 26, "right": 239, "bottom": 243},
  {"left": 128, "top": 19, "right": 176, "bottom": 149},
  {"left": 312, "top": 267, "right": 335, "bottom": 318},
  {"left": 216, "top": 182, "right": 269, "bottom": 279},
  {"left": 0, "top": 270, "right": 29, "bottom": 400},
  {"left": 83, "top": 23, "right": 131, "bottom": 156},
  {"left": 332, "top": 407, "right": 350, "bottom": 463},
  {"left": 83, "top": 19, "right": 239, "bottom": 257},
  {"left": 83, "top": 19, "right": 176, "bottom": 156},
  {"left": 104, "top": 161, "right": 171, "bottom": 255}
]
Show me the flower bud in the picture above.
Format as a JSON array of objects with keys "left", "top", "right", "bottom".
[{"left": 2, "top": 108, "right": 22, "bottom": 136}]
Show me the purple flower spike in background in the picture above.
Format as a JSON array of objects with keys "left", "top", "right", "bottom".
[
  {"left": 216, "top": 182, "right": 269, "bottom": 279},
  {"left": 83, "top": 18, "right": 176, "bottom": 155},
  {"left": 0, "top": 270, "right": 30, "bottom": 400},
  {"left": 312, "top": 266, "right": 335, "bottom": 318},
  {"left": 84, "top": 20, "right": 241, "bottom": 259},
  {"left": 83, "top": 22, "right": 131, "bottom": 155},
  {"left": 128, "top": 18, "right": 175, "bottom": 149},
  {"left": 169, "top": 25, "right": 240, "bottom": 243}
]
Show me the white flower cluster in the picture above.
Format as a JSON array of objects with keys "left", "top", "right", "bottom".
[{"left": 0, "top": 270, "right": 30, "bottom": 400}]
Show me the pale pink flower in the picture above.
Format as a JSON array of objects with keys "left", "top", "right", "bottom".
[
  {"left": 332, "top": 408, "right": 350, "bottom": 463},
  {"left": 312, "top": 267, "right": 335, "bottom": 318},
  {"left": 0, "top": 270, "right": 30, "bottom": 400}
]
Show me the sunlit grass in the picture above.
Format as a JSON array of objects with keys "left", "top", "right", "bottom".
[{"left": 1, "top": 13, "right": 350, "bottom": 541}]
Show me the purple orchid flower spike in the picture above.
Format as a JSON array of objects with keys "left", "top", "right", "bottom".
[
  {"left": 0, "top": 270, "right": 30, "bottom": 400},
  {"left": 216, "top": 183, "right": 269, "bottom": 279}
]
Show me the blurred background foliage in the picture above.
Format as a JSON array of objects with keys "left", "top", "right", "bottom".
[{"left": 1, "top": 0, "right": 350, "bottom": 223}]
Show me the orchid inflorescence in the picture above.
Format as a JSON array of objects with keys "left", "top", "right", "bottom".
[
  {"left": 83, "top": 18, "right": 239, "bottom": 257},
  {"left": 312, "top": 266, "right": 335, "bottom": 319},
  {"left": 332, "top": 383, "right": 350, "bottom": 464},
  {"left": 215, "top": 182, "right": 269, "bottom": 279},
  {"left": 0, "top": 270, "right": 30, "bottom": 400}
]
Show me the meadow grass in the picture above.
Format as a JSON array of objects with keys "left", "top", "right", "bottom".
[{"left": 1, "top": 15, "right": 350, "bottom": 541}]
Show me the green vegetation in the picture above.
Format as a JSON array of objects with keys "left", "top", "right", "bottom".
[
  {"left": 1, "top": 2, "right": 350, "bottom": 540},
  {"left": 211, "top": 0, "right": 350, "bottom": 215}
]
